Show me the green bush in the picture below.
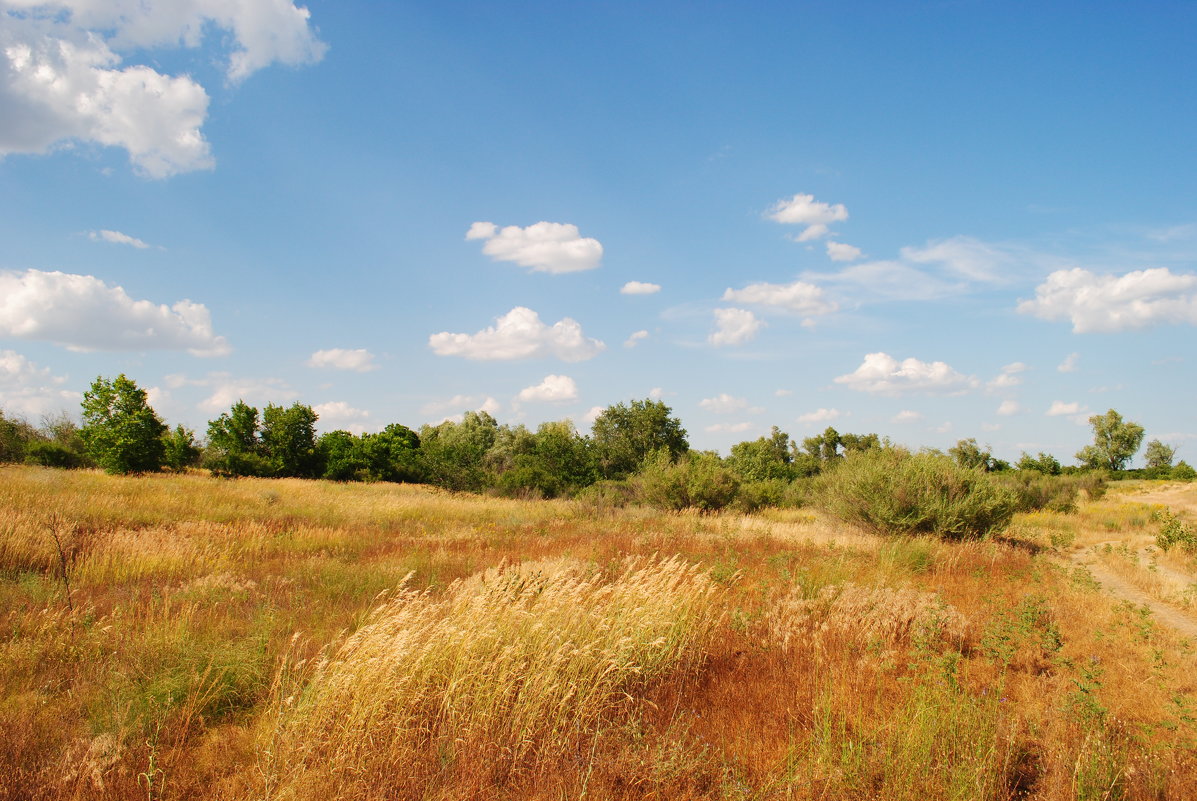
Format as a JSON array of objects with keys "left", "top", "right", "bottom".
[
  {"left": 23, "top": 440, "right": 84, "bottom": 469},
  {"left": 1152, "top": 509, "right": 1197, "bottom": 553},
  {"left": 1172, "top": 461, "right": 1197, "bottom": 481},
  {"left": 573, "top": 479, "right": 638, "bottom": 509},
  {"left": 994, "top": 472, "right": 1080, "bottom": 513},
  {"left": 637, "top": 450, "right": 740, "bottom": 512},
  {"left": 815, "top": 448, "right": 1018, "bottom": 540}
]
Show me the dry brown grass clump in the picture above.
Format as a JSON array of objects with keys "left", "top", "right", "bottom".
[{"left": 261, "top": 556, "right": 723, "bottom": 799}]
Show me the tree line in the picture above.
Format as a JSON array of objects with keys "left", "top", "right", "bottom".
[{"left": 0, "top": 374, "right": 1192, "bottom": 510}]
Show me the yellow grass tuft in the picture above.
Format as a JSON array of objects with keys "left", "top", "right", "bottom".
[{"left": 262, "top": 556, "right": 723, "bottom": 799}]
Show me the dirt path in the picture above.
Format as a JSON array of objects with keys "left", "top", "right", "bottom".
[
  {"left": 1065, "top": 550, "right": 1197, "bottom": 641},
  {"left": 1061, "top": 482, "right": 1197, "bottom": 641}
]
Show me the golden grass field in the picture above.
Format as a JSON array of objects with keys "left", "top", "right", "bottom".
[{"left": 2, "top": 465, "right": 1197, "bottom": 800}]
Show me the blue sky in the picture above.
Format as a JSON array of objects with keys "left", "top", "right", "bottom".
[{"left": 1, "top": 1, "right": 1195, "bottom": 464}]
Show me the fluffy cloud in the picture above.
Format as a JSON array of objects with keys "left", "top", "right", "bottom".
[
  {"left": 0, "top": 349, "right": 77, "bottom": 416},
  {"left": 624, "top": 330, "right": 649, "bottom": 348},
  {"left": 798, "top": 407, "right": 842, "bottom": 423},
  {"left": 834, "top": 352, "right": 979, "bottom": 396},
  {"left": 0, "top": 1, "right": 325, "bottom": 177},
  {"left": 0, "top": 269, "right": 229, "bottom": 355},
  {"left": 620, "top": 281, "right": 661, "bottom": 295},
  {"left": 648, "top": 387, "right": 665, "bottom": 400},
  {"left": 1018, "top": 268, "right": 1197, "bottom": 333},
  {"left": 997, "top": 400, "right": 1022, "bottom": 416},
  {"left": 182, "top": 374, "right": 294, "bottom": 413},
  {"left": 429, "top": 307, "right": 605, "bottom": 362},
  {"left": 1046, "top": 401, "right": 1084, "bottom": 417},
  {"left": 892, "top": 409, "right": 922, "bottom": 423},
  {"left": 699, "top": 393, "right": 749, "bottom": 414},
  {"left": 708, "top": 308, "right": 763, "bottom": 346},
  {"left": 312, "top": 401, "right": 369, "bottom": 422},
  {"left": 1058, "top": 352, "right": 1080, "bottom": 373},
  {"left": 987, "top": 362, "right": 1028, "bottom": 390},
  {"left": 765, "top": 193, "right": 847, "bottom": 241},
  {"left": 306, "top": 348, "right": 377, "bottom": 372},
  {"left": 88, "top": 229, "right": 151, "bottom": 249},
  {"left": 826, "top": 241, "right": 862, "bottom": 262},
  {"left": 721, "top": 279, "right": 837, "bottom": 318},
  {"left": 466, "top": 221, "right": 603, "bottom": 274},
  {"left": 516, "top": 374, "right": 578, "bottom": 403}
]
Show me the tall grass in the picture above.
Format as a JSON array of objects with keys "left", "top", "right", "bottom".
[{"left": 262, "top": 556, "right": 723, "bottom": 799}]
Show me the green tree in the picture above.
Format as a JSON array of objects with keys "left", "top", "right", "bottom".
[
  {"left": 1143, "top": 439, "right": 1176, "bottom": 470},
  {"left": 419, "top": 410, "right": 500, "bottom": 490},
  {"left": 0, "top": 410, "right": 38, "bottom": 463},
  {"left": 79, "top": 374, "right": 167, "bottom": 474},
  {"left": 949, "top": 438, "right": 997, "bottom": 472},
  {"left": 591, "top": 399, "right": 688, "bottom": 479},
  {"left": 163, "top": 425, "right": 202, "bottom": 472},
  {"left": 206, "top": 401, "right": 269, "bottom": 476},
  {"left": 1017, "top": 451, "right": 1062, "bottom": 475},
  {"left": 727, "top": 426, "right": 793, "bottom": 482},
  {"left": 262, "top": 402, "right": 320, "bottom": 477},
  {"left": 1075, "top": 409, "right": 1145, "bottom": 471}
]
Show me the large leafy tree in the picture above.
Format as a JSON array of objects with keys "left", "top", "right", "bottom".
[
  {"left": 727, "top": 426, "right": 793, "bottom": 482},
  {"left": 80, "top": 374, "right": 167, "bottom": 474},
  {"left": 591, "top": 399, "right": 688, "bottom": 479},
  {"left": 1144, "top": 439, "right": 1176, "bottom": 469},
  {"left": 206, "top": 400, "right": 269, "bottom": 476},
  {"left": 1075, "top": 409, "right": 1145, "bottom": 471},
  {"left": 262, "top": 402, "right": 320, "bottom": 477}
]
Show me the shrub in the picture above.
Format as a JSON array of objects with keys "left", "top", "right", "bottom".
[
  {"left": 23, "top": 440, "right": 83, "bottom": 469},
  {"left": 1153, "top": 509, "right": 1197, "bottom": 552},
  {"left": 574, "top": 479, "right": 638, "bottom": 509},
  {"left": 994, "top": 472, "right": 1080, "bottom": 513},
  {"left": 637, "top": 450, "right": 740, "bottom": 512},
  {"left": 1173, "top": 461, "right": 1197, "bottom": 481},
  {"left": 815, "top": 448, "right": 1018, "bottom": 540}
]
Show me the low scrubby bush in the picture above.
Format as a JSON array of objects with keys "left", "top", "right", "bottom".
[
  {"left": 815, "top": 448, "right": 1018, "bottom": 540},
  {"left": 1152, "top": 508, "right": 1197, "bottom": 552},
  {"left": 994, "top": 471, "right": 1080, "bottom": 513},
  {"left": 637, "top": 450, "right": 741, "bottom": 512}
]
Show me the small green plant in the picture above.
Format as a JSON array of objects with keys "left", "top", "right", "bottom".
[{"left": 1152, "top": 508, "right": 1197, "bottom": 552}]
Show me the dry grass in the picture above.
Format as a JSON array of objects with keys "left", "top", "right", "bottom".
[{"left": 2, "top": 465, "right": 1197, "bottom": 800}]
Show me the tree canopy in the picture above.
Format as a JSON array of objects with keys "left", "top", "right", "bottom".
[
  {"left": 1075, "top": 409, "right": 1145, "bottom": 471},
  {"left": 79, "top": 374, "right": 167, "bottom": 474}
]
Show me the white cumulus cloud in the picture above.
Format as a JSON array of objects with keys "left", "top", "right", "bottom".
[
  {"left": 699, "top": 393, "right": 748, "bottom": 414},
  {"left": 826, "top": 241, "right": 862, "bottom": 262},
  {"left": 0, "top": 269, "right": 229, "bottom": 355},
  {"left": 708, "top": 308, "right": 763, "bottom": 347},
  {"left": 429, "top": 307, "right": 605, "bottom": 362},
  {"left": 765, "top": 193, "right": 847, "bottom": 241},
  {"left": 624, "top": 330, "right": 649, "bottom": 348},
  {"left": 466, "top": 221, "right": 603, "bottom": 274},
  {"left": 721, "top": 279, "right": 838, "bottom": 318},
  {"left": 0, "top": 349, "right": 77, "bottom": 416},
  {"left": 798, "top": 407, "right": 842, "bottom": 424},
  {"left": 620, "top": 281, "right": 661, "bottom": 295},
  {"left": 306, "top": 348, "right": 377, "bottom": 372},
  {"left": 1046, "top": 401, "right": 1084, "bottom": 417},
  {"left": 997, "top": 400, "right": 1022, "bottom": 416},
  {"left": 892, "top": 409, "right": 922, "bottom": 423},
  {"left": 835, "top": 352, "right": 979, "bottom": 396},
  {"left": 312, "top": 401, "right": 369, "bottom": 422},
  {"left": 88, "top": 229, "right": 151, "bottom": 249},
  {"left": 1058, "top": 352, "right": 1080, "bottom": 373},
  {"left": 1018, "top": 267, "right": 1197, "bottom": 333},
  {"left": 516, "top": 374, "right": 578, "bottom": 403},
  {"left": 987, "top": 362, "right": 1028, "bottom": 390},
  {"left": 0, "top": 1, "right": 325, "bottom": 177}
]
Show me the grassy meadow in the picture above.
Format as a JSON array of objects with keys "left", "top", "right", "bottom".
[{"left": 2, "top": 465, "right": 1197, "bottom": 799}]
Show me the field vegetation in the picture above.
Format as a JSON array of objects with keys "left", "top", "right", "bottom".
[{"left": 3, "top": 465, "right": 1197, "bottom": 799}]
